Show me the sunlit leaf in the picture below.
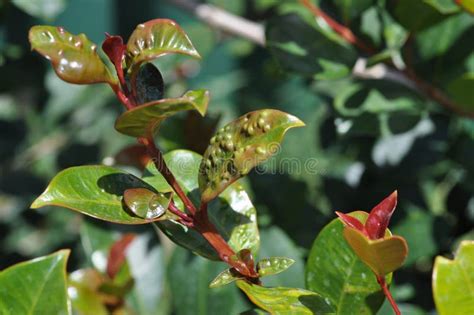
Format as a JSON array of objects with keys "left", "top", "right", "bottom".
[
  {"left": 29, "top": 26, "right": 116, "bottom": 84},
  {"left": 257, "top": 257, "right": 295, "bottom": 278},
  {"left": 306, "top": 211, "right": 390, "bottom": 314},
  {"left": 31, "top": 165, "right": 167, "bottom": 224},
  {"left": 236, "top": 280, "right": 335, "bottom": 314},
  {"left": 144, "top": 150, "right": 259, "bottom": 260},
  {"left": 456, "top": 0, "right": 474, "bottom": 13},
  {"left": 0, "top": 250, "right": 70, "bottom": 314},
  {"left": 127, "top": 19, "right": 200, "bottom": 68},
  {"left": 433, "top": 240, "right": 474, "bottom": 315},
  {"left": 115, "top": 89, "right": 210, "bottom": 137},
  {"left": 343, "top": 228, "right": 408, "bottom": 276},
  {"left": 198, "top": 109, "right": 304, "bottom": 203}
]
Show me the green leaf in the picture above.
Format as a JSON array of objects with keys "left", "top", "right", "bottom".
[
  {"left": 424, "top": 0, "right": 461, "bottom": 13},
  {"left": 29, "top": 26, "right": 116, "bottom": 85},
  {"left": 448, "top": 72, "right": 474, "bottom": 111},
  {"left": 257, "top": 257, "right": 295, "bottom": 278},
  {"left": 333, "top": 0, "right": 372, "bottom": 23},
  {"left": 198, "top": 109, "right": 304, "bottom": 203},
  {"left": 343, "top": 228, "right": 408, "bottom": 276},
  {"left": 115, "top": 89, "right": 210, "bottom": 137},
  {"left": 31, "top": 165, "right": 164, "bottom": 224},
  {"left": 127, "top": 19, "right": 200, "bottom": 68},
  {"left": 266, "top": 13, "right": 357, "bottom": 77},
  {"left": 12, "top": 0, "right": 66, "bottom": 20},
  {"left": 236, "top": 280, "right": 335, "bottom": 314},
  {"left": 306, "top": 211, "right": 389, "bottom": 314},
  {"left": 0, "top": 250, "right": 70, "bottom": 314},
  {"left": 209, "top": 268, "right": 243, "bottom": 288},
  {"left": 145, "top": 150, "right": 260, "bottom": 260},
  {"left": 123, "top": 188, "right": 175, "bottom": 220},
  {"left": 394, "top": 0, "right": 451, "bottom": 32},
  {"left": 433, "top": 240, "right": 474, "bottom": 315}
]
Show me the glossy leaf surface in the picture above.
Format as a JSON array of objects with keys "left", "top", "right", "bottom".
[
  {"left": 29, "top": 26, "right": 116, "bottom": 84},
  {"left": 144, "top": 150, "right": 259, "bottom": 260},
  {"left": 0, "top": 250, "right": 70, "bottom": 314},
  {"left": 127, "top": 19, "right": 200, "bottom": 67},
  {"left": 306, "top": 211, "right": 389, "bottom": 314},
  {"left": 365, "top": 190, "right": 398, "bottom": 239},
  {"left": 257, "top": 257, "right": 295, "bottom": 278},
  {"left": 115, "top": 89, "right": 210, "bottom": 137},
  {"left": 433, "top": 240, "right": 474, "bottom": 315},
  {"left": 343, "top": 227, "right": 408, "bottom": 276},
  {"left": 236, "top": 280, "right": 334, "bottom": 315},
  {"left": 31, "top": 165, "right": 164, "bottom": 224},
  {"left": 209, "top": 268, "right": 243, "bottom": 288},
  {"left": 198, "top": 109, "right": 304, "bottom": 203},
  {"left": 123, "top": 188, "right": 175, "bottom": 220}
]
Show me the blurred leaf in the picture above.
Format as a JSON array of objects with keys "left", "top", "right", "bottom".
[
  {"left": 127, "top": 19, "right": 200, "bottom": 70},
  {"left": 135, "top": 62, "right": 164, "bottom": 104},
  {"left": 236, "top": 280, "right": 334, "bottom": 314},
  {"left": 424, "top": 0, "right": 461, "bottom": 13},
  {"left": 394, "top": 0, "right": 450, "bottom": 32},
  {"left": 31, "top": 165, "right": 164, "bottom": 224},
  {"left": 12, "top": 0, "right": 66, "bottom": 20},
  {"left": 68, "top": 269, "right": 108, "bottom": 315},
  {"left": 448, "top": 72, "right": 474, "bottom": 110},
  {"left": 198, "top": 109, "right": 304, "bottom": 203},
  {"left": 433, "top": 240, "right": 474, "bottom": 315},
  {"left": 29, "top": 26, "right": 117, "bottom": 85},
  {"left": 123, "top": 188, "right": 175, "bottom": 220},
  {"left": 106, "top": 233, "right": 136, "bottom": 279},
  {"left": 257, "top": 257, "right": 295, "bottom": 277},
  {"left": 456, "top": 0, "right": 474, "bottom": 13},
  {"left": 145, "top": 150, "right": 260, "bottom": 260},
  {"left": 115, "top": 89, "right": 210, "bottom": 137},
  {"left": 343, "top": 228, "right": 408, "bottom": 276},
  {"left": 126, "top": 234, "right": 169, "bottom": 315},
  {"left": 168, "top": 248, "right": 248, "bottom": 315},
  {"left": 266, "top": 13, "right": 357, "bottom": 76},
  {"left": 0, "top": 250, "right": 70, "bottom": 314},
  {"left": 361, "top": 7, "right": 382, "bottom": 45},
  {"left": 333, "top": 0, "right": 372, "bottom": 23},
  {"left": 392, "top": 206, "right": 437, "bottom": 266},
  {"left": 306, "top": 211, "right": 388, "bottom": 314}
]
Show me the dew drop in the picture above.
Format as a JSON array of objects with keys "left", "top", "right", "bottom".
[{"left": 137, "top": 23, "right": 146, "bottom": 29}]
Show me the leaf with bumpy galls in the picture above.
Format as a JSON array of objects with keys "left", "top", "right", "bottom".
[
  {"left": 29, "top": 26, "right": 116, "bottom": 85},
  {"left": 114, "top": 89, "right": 210, "bottom": 137},
  {"left": 126, "top": 19, "right": 200, "bottom": 70},
  {"left": 209, "top": 268, "right": 243, "bottom": 288},
  {"left": 257, "top": 257, "right": 295, "bottom": 277},
  {"left": 198, "top": 109, "right": 304, "bottom": 203}
]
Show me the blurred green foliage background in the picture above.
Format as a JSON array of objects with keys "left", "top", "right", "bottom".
[{"left": 0, "top": 0, "right": 473, "bottom": 314}]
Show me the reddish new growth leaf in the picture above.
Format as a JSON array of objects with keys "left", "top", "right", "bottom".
[
  {"left": 102, "top": 34, "right": 127, "bottom": 89},
  {"left": 106, "top": 233, "right": 136, "bottom": 279},
  {"left": 365, "top": 191, "right": 398, "bottom": 239},
  {"left": 336, "top": 190, "right": 398, "bottom": 240}
]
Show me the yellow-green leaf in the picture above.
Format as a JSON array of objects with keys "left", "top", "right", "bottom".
[
  {"left": 209, "top": 268, "right": 243, "bottom": 288},
  {"left": 343, "top": 227, "right": 408, "bottom": 276},
  {"left": 198, "top": 109, "right": 304, "bottom": 203},
  {"left": 257, "top": 257, "right": 295, "bottom": 278},
  {"left": 115, "top": 89, "right": 210, "bottom": 137},
  {"left": 29, "top": 25, "right": 116, "bottom": 85},
  {"left": 236, "top": 280, "right": 335, "bottom": 314},
  {"left": 433, "top": 240, "right": 474, "bottom": 315}
]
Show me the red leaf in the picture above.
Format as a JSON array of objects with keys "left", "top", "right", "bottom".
[
  {"left": 365, "top": 191, "right": 398, "bottom": 240},
  {"left": 106, "top": 233, "right": 136, "bottom": 279},
  {"left": 102, "top": 34, "right": 127, "bottom": 88},
  {"left": 335, "top": 211, "right": 365, "bottom": 232}
]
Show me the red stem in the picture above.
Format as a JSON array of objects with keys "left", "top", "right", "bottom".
[
  {"left": 169, "top": 201, "right": 193, "bottom": 223},
  {"left": 299, "top": 0, "right": 473, "bottom": 119},
  {"left": 376, "top": 275, "right": 401, "bottom": 315}
]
